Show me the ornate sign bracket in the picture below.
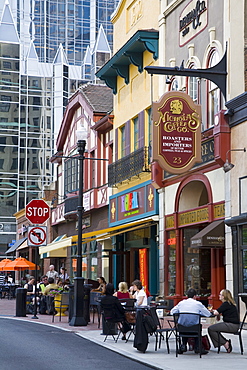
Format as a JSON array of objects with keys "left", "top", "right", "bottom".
[{"left": 145, "top": 45, "right": 227, "bottom": 100}]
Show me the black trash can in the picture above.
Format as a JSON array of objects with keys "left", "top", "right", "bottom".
[
  {"left": 83, "top": 284, "right": 92, "bottom": 323},
  {"left": 16, "top": 288, "right": 27, "bottom": 317},
  {"left": 68, "top": 284, "right": 74, "bottom": 322},
  {"left": 69, "top": 283, "right": 92, "bottom": 323}
]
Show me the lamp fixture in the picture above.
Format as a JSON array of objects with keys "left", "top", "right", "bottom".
[
  {"left": 223, "top": 148, "right": 246, "bottom": 172},
  {"left": 76, "top": 124, "right": 87, "bottom": 142}
]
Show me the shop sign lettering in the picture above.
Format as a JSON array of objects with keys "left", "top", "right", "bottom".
[
  {"left": 167, "top": 238, "right": 176, "bottom": 245},
  {"left": 179, "top": 0, "right": 208, "bottom": 46},
  {"left": 178, "top": 207, "right": 209, "bottom": 227}
]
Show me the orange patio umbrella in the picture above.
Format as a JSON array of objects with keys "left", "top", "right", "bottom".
[
  {"left": 4, "top": 257, "right": 39, "bottom": 271},
  {"left": 0, "top": 258, "right": 12, "bottom": 271}
]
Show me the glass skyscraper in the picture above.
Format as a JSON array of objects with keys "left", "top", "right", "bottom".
[{"left": 0, "top": 0, "right": 118, "bottom": 256}]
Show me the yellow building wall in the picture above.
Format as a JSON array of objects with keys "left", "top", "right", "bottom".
[
  {"left": 112, "top": 0, "right": 160, "bottom": 52},
  {"left": 110, "top": 0, "right": 160, "bottom": 194}
]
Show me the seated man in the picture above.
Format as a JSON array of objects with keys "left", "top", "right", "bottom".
[
  {"left": 170, "top": 288, "right": 211, "bottom": 355},
  {"left": 43, "top": 277, "right": 59, "bottom": 295},
  {"left": 100, "top": 283, "right": 130, "bottom": 340}
]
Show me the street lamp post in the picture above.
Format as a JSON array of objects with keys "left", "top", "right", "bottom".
[{"left": 69, "top": 125, "right": 87, "bottom": 326}]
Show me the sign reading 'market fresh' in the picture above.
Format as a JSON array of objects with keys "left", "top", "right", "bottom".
[{"left": 152, "top": 91, "right": 201, "bottom": 174}]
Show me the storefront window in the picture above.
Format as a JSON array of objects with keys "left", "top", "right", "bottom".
[
  {"left": 243, "top": 250, "right": 247, "bottom": 293},
  {"left": 241, "top": 225, "right": 247, "bottom": 244},
  {"left": 90, "top": 240, "right": 98, "bottom": 280},
  {"left": 183, "top": 228, "right": 211, "bottom": 296},
  {"left": 241, "top": 226, "right": 247, "bottom": 292},
  {"left": 167, "top": 230, "right": 176, "bottom": 295},
  {"left": 71, "top": 243, "right": 87, "bottom": 279}
]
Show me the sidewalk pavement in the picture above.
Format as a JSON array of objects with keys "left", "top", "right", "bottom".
[{"left": 0, "top": 298, "right": 247, "bottom": 370}]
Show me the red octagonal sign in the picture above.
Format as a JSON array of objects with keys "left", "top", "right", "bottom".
[{"left": 25, "top": 199, "right": 50, "bottom": 224}]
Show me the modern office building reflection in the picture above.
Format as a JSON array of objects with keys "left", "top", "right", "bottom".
[{"left": 0, "top": 0, "right": 118, "bottom": 255}]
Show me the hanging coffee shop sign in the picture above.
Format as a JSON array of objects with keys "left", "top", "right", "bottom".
[{"left": 152, "top": 91, "right": 201, "bottom": 174}]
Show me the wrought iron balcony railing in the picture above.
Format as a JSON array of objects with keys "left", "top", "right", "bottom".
[{"left": 108, "top": 146, "right": 151, "bottom": 186}]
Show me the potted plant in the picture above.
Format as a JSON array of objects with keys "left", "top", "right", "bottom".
[{"left": 48, "top": 287, "right": 69, "bottom": 317}]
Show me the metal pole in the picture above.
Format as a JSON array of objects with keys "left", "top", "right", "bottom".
[
  {"left": 70, "top": 139, "right": 87, "bottom": 326},
  {"left": 32, "top": 245, "right": 38, "bottom": 319}
]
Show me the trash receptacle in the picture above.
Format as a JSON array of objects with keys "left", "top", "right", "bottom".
[
  {"left": 68, "top": 284, "right": 74, "bottom": 322},
  {"left": 68, "top": 282, "right": 92, "bottom": 324},
  {"left": 16, "top": 288, "right": 27, "bottom": 317},
  {"left": 83, "top": 284, "right": 92, "bottom": 323}
]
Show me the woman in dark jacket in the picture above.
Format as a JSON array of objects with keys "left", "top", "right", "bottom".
[
  {"left": 100, "top": 283, "right": 130, "bottom": 340},
  {"left": 208, "top": 289, "right": 240, "bottom": 352}
]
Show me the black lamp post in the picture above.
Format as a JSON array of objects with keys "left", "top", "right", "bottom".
[{"left": 69, "top": 125, "right": 87, "bottom": 326}]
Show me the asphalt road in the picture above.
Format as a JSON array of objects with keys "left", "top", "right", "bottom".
[{"left": 0, "top": 318, "right": 154, "bottom": 370}]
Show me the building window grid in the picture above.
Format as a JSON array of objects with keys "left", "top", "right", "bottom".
[
  {"left": 208, "top": 50, "right": 220, "bottom": 128},
  {"left": 64, "top": 158, "right": 78, "bottom": 194}
]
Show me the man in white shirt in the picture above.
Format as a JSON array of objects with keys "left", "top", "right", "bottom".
[
  {"left": 170, "top": 288, "right": 211, "bottom": 355},
  {"left": 46, "top": 265, "right": 59, "bottom": 283}
]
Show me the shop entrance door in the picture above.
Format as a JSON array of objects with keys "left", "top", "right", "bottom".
[
  {"left": 129, "top": 248, "right": 148, "bottom": 284},
  {"left": 109, "top": 251, "right": 130, "bottom": 286}
]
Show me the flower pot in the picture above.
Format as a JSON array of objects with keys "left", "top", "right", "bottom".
[{"left": 54, "top": 294, "right": 68, "bottom": 317}]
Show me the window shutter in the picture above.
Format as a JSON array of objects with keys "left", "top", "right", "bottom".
[
  {"left": 138, "top": 111, "right": 145, "bottom": 148},
  {"left": 115, "top": 128, "right": 118, "bottom": 161},
  {"left": 125, "top": 120, "right": 130, "bottom": 155}
]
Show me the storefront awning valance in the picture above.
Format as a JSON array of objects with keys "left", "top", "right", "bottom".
[
  {"left": 39, "top": 236, "right": 72, "bottom": 258},
  {"left": 190, "top": 220, "right": 225, "bottom": 248},
  {"left": 5, "top": 237, "right": 27, "bottom": 254},
  {"left": 71, "top": 217, "right": 159, "bottom": 243},
  {"left": 16, "top": 239, "right": 28, "bottom": 251}
]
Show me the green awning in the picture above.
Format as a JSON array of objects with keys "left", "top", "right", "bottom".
[{"left": 96, "top": 29, "right": 159, "bottom": 94}]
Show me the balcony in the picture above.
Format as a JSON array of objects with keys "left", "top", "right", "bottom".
[
  {"left": 64, "top": 196, "right": 78, "bottom": 219},
  {"left": 108, "top": 146, "right": 151, "bottom": 187}
]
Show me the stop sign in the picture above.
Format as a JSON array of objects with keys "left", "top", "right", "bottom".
[{"left": 25, "top": 199, "right": 50, "bottom": 224}]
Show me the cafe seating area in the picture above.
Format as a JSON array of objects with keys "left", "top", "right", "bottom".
[{"left": 0, "top": 284, "right": 20, "bottom": 299}]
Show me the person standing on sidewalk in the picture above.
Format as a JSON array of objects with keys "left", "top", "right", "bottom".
[{"left": 46, "top": 265, "right": 59, "bottom": 283}]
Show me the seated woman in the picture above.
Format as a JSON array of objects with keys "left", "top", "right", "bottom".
[
  {"left": 24, "top": 276, "right": 40, "bottom": 305},
  {"left": 100, "top": 283, "right": 130, "bottom": 340},
  {"left": 208, "top": 289, "right": 240, "bottom": 353},
  {"left": 113, "top": 281, "right": 133, "bottom": 299},
  {"left": 130, "top": 279, "right": 147, "bottom": 307},
  {"left": 92, "top": 276, "right": 107, "bottom": 294}
]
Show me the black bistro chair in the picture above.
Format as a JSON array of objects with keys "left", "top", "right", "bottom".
[
  {"left": 90, "top": 291, "right": 102, "bottom": 328},
  {"left": 173, "top": 312, "right": 203, "bottom": 358},
  {"left": 101, "top": 304, "right": 125, "bottom": 343},
  {"left": 52, "top": 293, "right": 69, "bottom": 322},
  {"left": 119, "top": 298, "right": 137, "bottom": 342},
  {"left": 149, "top": 306, "right": 176, "bottom": 353}
]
